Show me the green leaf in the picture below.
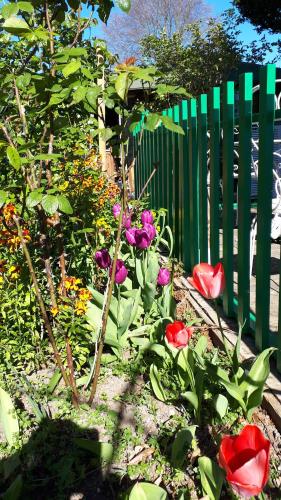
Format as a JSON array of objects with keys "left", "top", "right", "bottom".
[
  {"left": 62, "top": 59, "right": 81, "bottom": 78},
  {"left": 149, "top": 364, "right": 166, "bottom": 402},
  {"left": 213, "top": 393, "right": 228, "bottom": 419},
  {"left": 26, "top": 190, "right": 43, "bottom": 208},
  {"left": 171, "top": 426, "right": 197, "bottom": 468},
  {"left": 17, "top": 2, "right": 34, "bottom": 13},
  {"left": 182, "top": 391, "right": 198, "bottom": 411},
  {"left": 145, "top": 113, "right": 161, "bottom": 131},
  {"left": 3, "top": 16, "right": 31, "bottom": 34},
  {"left": 16, "top": 73, "right": 31, "bottom": 89},
  {"left": 57, "top": 195, "right": 73, "bottom": 215},
  {"left": 3, "top": 474, "right": 22, "bottom": 500},
  {"left": 161, "top": 115, "right": 184, "bottom": 135},
  {"left": 74, "top": 439, "right": 113, "bottom": 463},
  {"left": 116, "top": 0, "right": 131, "bottom": 13},
  {"left": 72, "top": 86, "right": 87, "bottom": 103},
  {"left": 0, "top": 190, "right": 9, "bottom": 208},
  {"left": 47, "top": 370, "right": 62, "bottom": 394},
  {"left": 34, "top": 153, "right": 62, "bottom": 160},
  {"left": 2, "top": 4, "right": 19, "bottom": 19},
  {"left": 6, "top": 146, "right": 21, "bottom": 170},
  {"left": 135, "top": 257, "right": 144, "bottom": 288},
  {"left": 219, "top": 379, "right": 247, "bottom": 413},
  {"left": 198, "top": 456, "right": 224, "bottom": 500},
  {"left": 68, "top": 47, "right": 87, "bottom": 56},
  {"left": 86, "top": 87, "right": 101, "bottom": 109},
  {"left": 115, "top": 72, "right": 130, "bottom": 100},
  {"left": 127, "top": 482, "right": 168, "bottom": 500},
  {"left": 143, "top": 282, "right": 156, "bottom": 313},
  {"left": 41, "top": 194, "right": 59, "bottom": 215},
  {"left": 0, "top": 386, "right": 19, "bottom": 445}
]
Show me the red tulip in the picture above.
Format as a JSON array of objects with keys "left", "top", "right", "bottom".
[
  {"left": 188, "top": 262, "right": 225, "bottom": 299},
  {"left": 219, "top": 425, "right": 270, "bottom": 498},
  {"left": 165, "top": 321, "right": 193, "bottom": 349}
]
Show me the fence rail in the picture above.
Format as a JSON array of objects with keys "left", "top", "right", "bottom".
[{"left": 133, "top": 64, "right": 281, "bottom": 372}]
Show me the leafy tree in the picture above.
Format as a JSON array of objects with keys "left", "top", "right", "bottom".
[
  {"left": 233, "top": 0, "right": 281, "bottom": 34},
  {"left": 141, "top": 11, "right": 277, "bottom": 97},
  {"left": 0, "top": 0, "right": 185, "bottom": 403},
  {"left": 102, "top": 0, "right": 210, "bottom": 60}
]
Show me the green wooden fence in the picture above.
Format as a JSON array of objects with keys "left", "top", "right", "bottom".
[{"left": 133, "top": 64, "right": 281, "bottom": 372}]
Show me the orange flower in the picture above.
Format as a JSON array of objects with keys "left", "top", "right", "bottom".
[{"left": 78, "top": 288, "right": 92, "bottom": 301}]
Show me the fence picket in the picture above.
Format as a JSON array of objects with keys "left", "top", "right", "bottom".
[
  {"left": 198, "top": 94, "right": 208, "bottom": 263},
  {"left": 181, "top": 101, "right": 191, "bottom": 270},
  {"left": 188, "top": 99, "right": 199, "bottom": 267},
  {"left": 173, "top": 105, "right": 180, "bottom": 258},
  {"left": 237, "top": 73, "right": 253, "bottom": 331},
  {"left": 209, "top": 87, "right": 221, "bottom": 265},
  {"left": 222, "top": 81, "right": 235, "bottom": 317},
  {"left": 256, "top": 64, "right": 276, "bottom": 350}
]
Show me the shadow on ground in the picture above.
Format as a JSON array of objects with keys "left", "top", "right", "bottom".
[{"left": 0, "top": 416, "right": 135, "bottom": 500}]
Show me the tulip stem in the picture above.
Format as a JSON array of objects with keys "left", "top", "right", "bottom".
[{"left": 214, "top": 300, "right": 233, "bottom": 369}]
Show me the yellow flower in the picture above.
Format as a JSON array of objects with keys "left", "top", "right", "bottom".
[
  {"left": 59, "top": 181, "right": 69, "bottom": 192},
  {"left": 75, "top": 299, "right": 87, "bottom": 315},
  {"left": 78, "top": 288, "right": 92, "bottom": 301},
  {"left": 64, "top": 276, "right": 82, "bottom": 291},
  {"left": 8, "top": 265, "right": 20, "bottom": 279},
  {"left": 0, "top": 276, "right": 4, "bottom": 286},
  {"left": 50, "top": 307, "right": 59, "bottom": 317}
]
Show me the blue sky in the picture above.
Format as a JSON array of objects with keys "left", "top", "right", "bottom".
[{"left": 84, "top": 0, "right": 280, "bottom": 62}]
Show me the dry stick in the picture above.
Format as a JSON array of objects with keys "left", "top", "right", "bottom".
[
  {"left": 13, "top": 216, "right": 71, "bottom": 388},
  {"left": 45, "top": 1, "right": 78, "bottom": 404},
  {"left": 137, "top": 162, "right": 159, "bottom": 201},
  {"left": 88, "top": 204, "right": 124, "bottom": 405}
]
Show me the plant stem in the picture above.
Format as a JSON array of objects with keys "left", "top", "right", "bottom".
[
  {"left": 87, "top": 204, "right": 124, "bottom": 405},
  {"left": 214, "top": 300, "right": 233, "bottom": 368},
  {"left": 13, "top": 216, "right": 71, "bottom": 389}
]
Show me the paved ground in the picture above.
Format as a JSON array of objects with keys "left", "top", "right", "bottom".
[{"left": 218, "top": 227, "right": 280, "bottom": 333}]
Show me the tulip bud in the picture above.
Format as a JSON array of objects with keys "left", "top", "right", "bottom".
[
  {"left": 95, "top": 248, "right": 111, "bottom": 269},
  {"left": 188, "top": 262, "right": 225, "bottom": 299},
  {"left": 157, "top": 268, "right": 170, "bottom": 286},
  {"left": 125, "top": 227, "right": 137, "bottom": 246},
  {"left": 165, "top": 321, "right": 193, "bottom": 348},
  {"left": 112, "top": 203, "right": 121, "bottom": 219},
  {"left": 111, "top": 259, "right": 128, "bottom": 284},
  {"left": 141, "top": 209, "right": 154, "bottom": 225},
  {"left": 219, "top": 425, "right": 270, "bottom": 498},
  {"left": 135, "top": 228, "right": 151, "bottom": 250}
]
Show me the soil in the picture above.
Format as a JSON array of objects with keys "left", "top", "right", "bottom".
[{"left": 0, "top": 284, "right": 281, "bottom": 499}]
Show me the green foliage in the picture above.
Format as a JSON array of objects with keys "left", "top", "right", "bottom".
[
  {"left": 0, "top": 386, "right": 19, "bottom": 445},
  {"left": 198, "top": 456, "right": 225, "bottom": 500},
  {"left": 141, "top": 12, "right": 277, "bottom": 96}
]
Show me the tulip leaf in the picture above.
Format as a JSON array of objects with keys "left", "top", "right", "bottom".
[
  {"left": 145, "top": 252, "right": 160, "bottom": 282},
  {"left": 241, "top": 347, "right": 276, "bottom": 418},
  {"left": 2, "top": 474, "right": 23, "bottom": 500},
  {"left": 149, "top": 364, "right": 166, "bottom": 402},
  {"left": 198, "top": 456, "right": 224, "bottom": 500},
  {"left": 182, "top": 391, "right": 198, "bottom": 411},
  {"left": 219, "top": 379, "right": 247, "bottom": 413},
  {"left": 194, "top": 335, "right": 208, "bottom": 358},
  {"left": 143, "top": 282, "right": 157, "bottom": 313},
  {"left": 74, "top": 438, "right": 113, "bottom": 463},
  {"left": 125, "top": 482, "right": 168, "bottom": 500},
  {"left": 0, "top": 387, "right": 20, "bottom": 445},
  {"left": 213, "top": 393, "right": 229, "bottom": 419},
  {"left": 171, "top": 426, "right": 197, "bottom": 469},
  {"left": 135, "top": 257, "right": 144, "bottom": 288}
]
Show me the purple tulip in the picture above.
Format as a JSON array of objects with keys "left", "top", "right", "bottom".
[
  {"left": 126, "top": 227, "right": 137, "bottom": 246},
  {"left": 122, "top": 213, "right": 131, "bottom": 229},
  {"left": 143, "top": 223, "right": 156, "bottom": 241},
  {"left": 135, "top": 228, "right": 151, "bottom": 250},
  {"left": 157, "top": 268, "right": 171, "bottom": 286},
  {"left": 141, "top": 210, "right": 154, "bottom": 225},
  {"left": 95, "top": 248, "right": 111, "bottom": 269},
  {"left": 111, "top": 259, "right": 128, "bottom": 284},
  {"left": 112, "top": 203, "right": 121, "bottom": 219}
]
